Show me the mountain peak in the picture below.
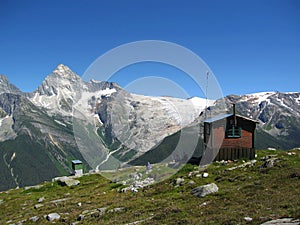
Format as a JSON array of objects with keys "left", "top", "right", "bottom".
[
  {"left": 0, "top": 74, "right": 22, "bottom": 94},
  {"left": 52, "top": 64, "right": 73, "bottom": 76}
]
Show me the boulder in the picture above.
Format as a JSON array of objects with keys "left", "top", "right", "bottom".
[
  {"left": 54, "top": 176, "right": 80, "bottom": 187},
  {"left": 260, "top": 158, "right": 278, "bottom": 168},
  {"left": 191, "top": 183, "right": 219, "bottom": 197}
]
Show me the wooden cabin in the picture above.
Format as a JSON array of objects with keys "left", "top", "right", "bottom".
[{"left": 203, "top": 104, "right": 258, "bottom": 163}]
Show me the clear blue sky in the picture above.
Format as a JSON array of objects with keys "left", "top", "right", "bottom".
[{"left": 0, "top": 0, "right": 299, "bottom": 97}]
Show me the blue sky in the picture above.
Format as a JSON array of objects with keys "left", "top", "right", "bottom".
[{"left": 0, "top": 0, "right": 299, "bottom": 98}]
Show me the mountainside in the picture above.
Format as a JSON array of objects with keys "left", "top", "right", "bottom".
[
  {"left": 225, "top": 92, "right": 300, "bottom": 149},
  {"left": 0, "top": 64, "right": 299, "bottom": 191},
  {"left": 0, "top": 75, "right": 22, "bottom": 95},
  {"left": 0, "top": 92, "right": 85, "bottom": 191}
]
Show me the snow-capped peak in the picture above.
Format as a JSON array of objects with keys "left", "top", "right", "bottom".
[
  {"left": 238, "top": 91, "right": 276, "bottom": 104},
  {"left": 52, "top": 64, "right": 73, "bottom": 77}
]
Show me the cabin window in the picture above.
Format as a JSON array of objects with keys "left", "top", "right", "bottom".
[{"left": 226, "top": 125, "right": 241, "bottom": 138}]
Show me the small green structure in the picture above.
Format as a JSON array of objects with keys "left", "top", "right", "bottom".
[{"left": 72, "top": 160, "right": 83, "bottom": 176}]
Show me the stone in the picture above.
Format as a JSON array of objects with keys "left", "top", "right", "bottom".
[
  {"left": 77, "top": 214, "right": 85, "bottom": 221},
  {"left": 227, "top": 160, "right": 257, "bottom": 171},
  {"left": 15, "top": 219, "right": 26, "bottom": 225},
  {"left": 46, "top": 213, "right": 60, "bottom": 221},
  {"left": 107, "top": 207, "right": 124, "bottom": 213},
  {"left": 38, "top": 197, "right": 45, "bottom": 203},
  {"left": 71, "top": 222, "right": 81, "bottom": 225},
  {"left": 202, "top": 172, "right": 209, "bottom": 178},
  {"left": 34, "top": 204, "right": 43, "bottom": 209},
  {"left": 244, "top": 216, "right": 253, "bottom": 222},
  {"left": 175, "top": 177, "right": 184, "bottom": 185},
  {"left": 199, "top": 202, "right": 208, "bottom": 208},
  {"left": 260, "top": 158, "right": 278, "bottom": 168},
  {"left": 29, "top": 216, "right": 39, "bottom": 222},
  {"left": 50, "top": 198, "right": 70, "bottom": 203},
  {"left": 54, "top": 176, "right": 80, "bottom": 187},
  {"left": 261, "top": 218, "right": 300, "bottom": 225},
  {"left": 191, "top": 183, "right": 219, "bottom": 197},
  {"left": 24, "top": 184, "right": 44, "bottom": 190},
  {"left": 188, "top": 180, "right": 195, "bottom": 185}
]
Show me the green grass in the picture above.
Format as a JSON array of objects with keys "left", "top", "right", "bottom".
[{"left": 0, "top": 149, "right": 299, "bottom": 224}]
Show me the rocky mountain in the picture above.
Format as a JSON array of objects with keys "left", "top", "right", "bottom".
[
  {"left": 0, "top": 65, "right": 209, "bottom": 191},
  {"left": 0, "top": 75, "right": 22, "bottom": 94},
  {"left": 0, "top": 64, "right": 299, "bottom": 191},
  {"left": 224, "top": 92, "right": 300, "bottom": 149}
]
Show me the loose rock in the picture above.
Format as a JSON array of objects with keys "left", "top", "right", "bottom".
[
  {"left": 38, "top": 197, "right": 45, "bottom": 203},
  {"left": 202, "top": 172, "right": 209, "bottom": 178},
  {"left": 260, "top": 157, "right": 278, "bottom": 168},
  {"left": 191, "top": 183, "right": 219, "bottom": 197},
  {"left": 244, "top": 216, "right": 253, "bottom": 222},
  {"left": 188, "top": 180, "right": 195, "bottom": 185},
  {"left": 29, "top": 216, "right": 39, "bottom": 222},
  {"left": 175, "top": 177, "right": 184, "bottom": 185},
  {"left": 261, "top": 218, "right": 300, "bottom": 225},
  {"left": 227, "top": 160, "right": 257, "bottom": 171},
  {"left": 46, "top": 213, "right": 60, "bottom": 221},
  {"left": 34, "top": 204, "right": 43, "bottom": 209}
]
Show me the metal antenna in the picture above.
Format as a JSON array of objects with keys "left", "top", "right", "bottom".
[
  {"left": 201, "top": 70, "right": 210, "bottom": 167},
  {"left": 204, "top": 71, "right": 209, "bottom": 120}
]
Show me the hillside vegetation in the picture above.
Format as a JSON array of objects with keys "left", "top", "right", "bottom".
[{"left": 0, "top": 149, "right": 299, "bottom": 225}]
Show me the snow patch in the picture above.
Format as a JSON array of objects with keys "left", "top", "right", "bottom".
[
  {"left": 94, "top": 114, "right": 103, "bottom": 125},
  {"left": 244, "top": 92, "right": 276, "bottom": 103},
  {"left": 54, "top": 119, "right": 67, "bottom": 127},
  {"left": 188, "top": 97, "right": 215, "bottom": 112},
  {"left": 91, "top": 79, "right": 101, "bottom": 83},
  {"left": 10, "top": 152, "right": 16, "bottom": 162},
  {"left": 0, "top": 115, "right": 9, "bottom": 127},
  {"left": 276, "top": 97, "right": 294, "bottom": 112}
]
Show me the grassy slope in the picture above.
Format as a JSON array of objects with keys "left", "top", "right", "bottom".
[{"left": 0, "top": 149, "right": 299, "bottom": 225}]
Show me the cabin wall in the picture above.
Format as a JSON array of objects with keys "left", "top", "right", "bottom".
[
  {"left": 222, "top": 129, "right": 253, "bottom": 149},
  {"left": 212, "top": 126, "right": 225, "bottom": 149}
]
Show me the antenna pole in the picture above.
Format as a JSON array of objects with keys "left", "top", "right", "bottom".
[{"left": 204, "top": 71, "right": 209, "bottom": 120}]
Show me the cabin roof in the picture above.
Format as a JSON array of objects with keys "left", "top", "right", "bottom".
[
  {"left": 204, "top": 114, "right": 259, "bottom": 123},
  {"left": 72, "top": 160, "right": 83, "bottom": 164}
]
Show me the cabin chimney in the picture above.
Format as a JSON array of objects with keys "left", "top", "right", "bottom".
[{"left": 233, "top": 103, "right": 237, "bottom": 126}]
